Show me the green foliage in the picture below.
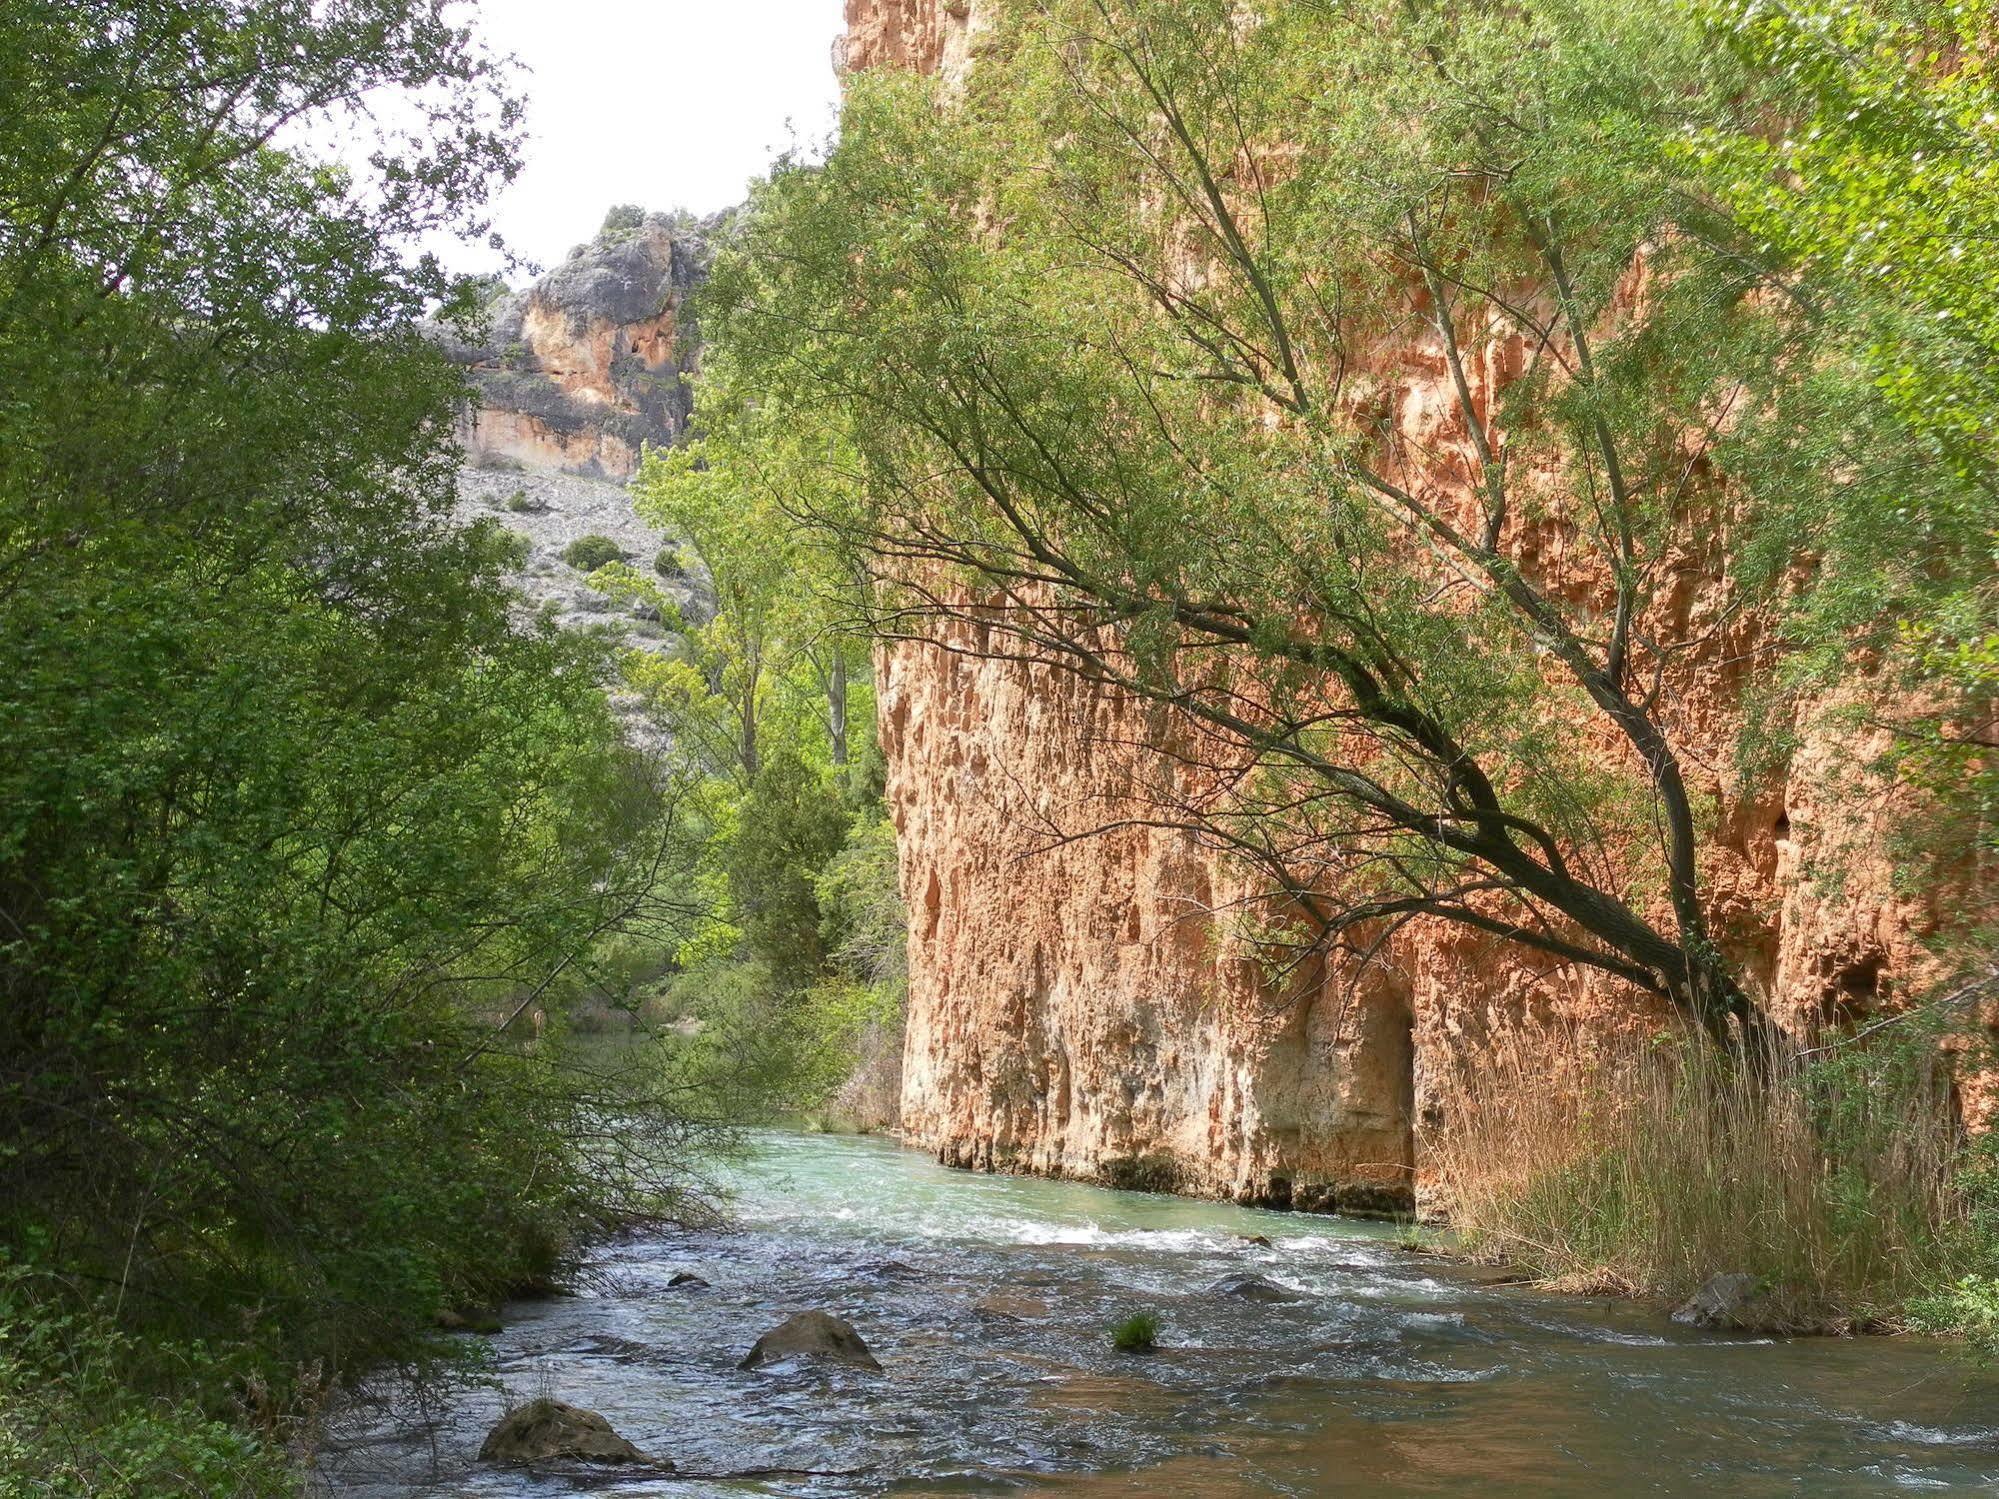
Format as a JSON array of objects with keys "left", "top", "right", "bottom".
[
  {"left": 0, "top": 0, "right": 700, "bottom": 1458},
  {"left": 691, "top": 0, "right": 1993, "bottom": 1033},
  {"left": 1110, "top": 1312, "right": 1161, "bottom": 1352},
  {"left": 504, "top": 487, "right": 536, "bottom": 512},
  {"left": 654, "top": 545, "right": 688, "bottom": 577},
  {"left": 688, "top": 0, "right": 1801, "bottom": 1033},
  {"left": 601, "top": 203, "right": 648, "bottom": 236},
  {"left": 1689, "top": 0, "right": 1999, "bottom": 876},
  {"left": 562, "top": 532, "right": 630, "bottom": 571},
  {"left": 0, "top": 1273, "right": 298, "bottom": 1497},
  {"left": 725, "top": 750, "right": 851, "bottom": 985}
]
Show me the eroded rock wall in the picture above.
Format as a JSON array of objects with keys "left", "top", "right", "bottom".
[
  {"left": 433, "top": 213, "right": 721, "bottom": 479},
  {"left": 848, "top": 0, "right": 1952, "bottom": 1212}
]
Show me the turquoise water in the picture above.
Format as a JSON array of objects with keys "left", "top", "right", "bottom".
[{"left": 319, "top": 1131, "right": 1999, "bottom": 1496}]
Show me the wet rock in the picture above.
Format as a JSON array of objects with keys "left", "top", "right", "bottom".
[
  {"left": 667, "top": 1271, "right": 709, "bottom": 1289},
  {"left": 433, "top": 1304, "right": 501, "bottom": 1334},
  {"left": 1239, "top": 1234, "right": 1273, "bottom": 1248},
  {"left": 1206, "top": 1273, "right": 1304, "bottom": 1303},
  {"left": 478, "top": 1398, "right": 653, "bottom": 1466},
  {"left": 972, "top": 1292, "right": 1051, "bottom": 1321},
  {"left": 1671, "top": 1272, "right": 1767, "bottom": 1330},
  {"left": 739, "top": 1310, "right": 882, "bottom": 1372},
  {"left": 1449, "top": 1262, "right": 1534, "bottom": 1288},
  {"left": 858, "top": 1259, "right": 922, "bottom": 1279}
]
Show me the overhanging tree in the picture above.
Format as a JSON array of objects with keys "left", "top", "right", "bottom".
[{"left": 689, "top": 0, "right": 1969, "bottom": 1048}]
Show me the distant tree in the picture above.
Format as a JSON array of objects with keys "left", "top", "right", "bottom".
[
  {"left": 602, "top": 202, "right": 648, "bottom": 235},
  {"left": 563, "top": 531, "right": 630, "bottom": 571}
]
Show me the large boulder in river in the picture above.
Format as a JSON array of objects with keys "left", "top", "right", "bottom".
[
  {"left": 478, "top": 1398, "right": 652, "bottom": 1466},
  {"left": 738, "top": 1310, "right": 882, "bottom": 1372},
  {"left": 1671, "top": 1272, "right": 1769, "bottom": 1331},
  {"left": 1207, "top": 1272, "right": 1304, "bottom": 1303}
]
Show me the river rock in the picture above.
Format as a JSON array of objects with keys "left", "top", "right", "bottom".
[
  {"left": 973, "top": 1292, "right": 1052, "bottom": 1321},
  {"left": 667, "top": 1271, "right": 709, "bottom": 1289},
  {"left": 1239, "top": 1234, "right": 1273, "bottom": 1248},
  {"left": 1207, "top": 1273, "right": 1304, "bottom": 1303},
  {"left": 433, "top": 1303, "right": 501, "bottom": 1334},
  {"left": 1671, "top": 1272, "right": 1767, "bottom": 1330},
  {"left": 738, "top": 1310, "right": 883, "bottom": 1372},
  {"left": 478, "top": 1398, "right": 653, "bottom": 1466}
]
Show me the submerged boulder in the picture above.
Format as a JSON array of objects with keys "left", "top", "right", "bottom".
[
  {"left": 738, "top": 1310, "right": 882, "bottom": 1372},
  {"left": 478, "top": 1398, "right": 652, "bottom": 1466},
  {"left": 1206, "top": 1272, "right": 1304, "bottom": 1303},
  {"left": 857, "top": 1258, "right": 922, "bottom": 1279},
  {"left": 667, "top": 1271, "right": 710, "bottom": 1289},
  {"left": 1671, "top": 1272, "right": 1768, "bottom": 1330},
  {"left": 972, "top": 1292, "right": 1052, "bottom": 1321}
]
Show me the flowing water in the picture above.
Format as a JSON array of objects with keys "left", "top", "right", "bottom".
[{"left": 319, "top": 1130, "right": 1999, "bottom": 1497}]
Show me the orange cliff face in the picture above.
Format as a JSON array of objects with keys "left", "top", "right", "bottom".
[
  {"left": 431, "top": 214, "right": 720, "bottom": 480},
  {"left": 846, "top": 0, "right": 1951, "bottom": 1212}
]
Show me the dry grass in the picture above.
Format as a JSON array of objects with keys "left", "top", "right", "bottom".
[{"left": 1424, "top": 1024, "right": 1970, "bottom": 1332}]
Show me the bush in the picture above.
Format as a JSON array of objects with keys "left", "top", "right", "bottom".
[
  {"left": 562, "top": 533, "right": 628, "bottom": 572},
  {"left": 503, "top": 488, "right": 535, "bottom": 512},
  {"left": 600, "top": 203, "right": 646, "bottom": 236},
  {"left": 653, "top": 545, "right": 686, "bottom": 578},
  {"left": 0, "top": 1272, "right": 298, "bottom": 1498},
  {"left": 1110, "top": 1312, "right": 1160, "bottom": 1353}
]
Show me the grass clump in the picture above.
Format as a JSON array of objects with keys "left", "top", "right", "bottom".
[
  {"left": 562, "top": 533, "right": 627, "bottom": 572},
  {"left": 1110, "top": 1311, "right": 1160, "bottom": 1353},
  {"left": 1427, "top": 1009, "right": 1993, "bottom": 1335}
]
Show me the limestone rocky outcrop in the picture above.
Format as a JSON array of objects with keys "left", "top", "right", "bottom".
[
  {"left": 438, "top": 212, "right": 717, "bottom": 685},
  {"left": 846, "top": 0, "right": 1958, "bottom": 1216},
  {"left": 738, "top": 1310, "right": 883, "bottom": 1372},
  {"left": 479, "top": 1398, "right": 652, "bottom": 1466},
  {"left": 432, "top": 211, "right": 721, "bottom": 480}
]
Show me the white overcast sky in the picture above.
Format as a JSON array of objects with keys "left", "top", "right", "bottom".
[{"left": 443, "top": 0, "right": 847, "bottom": 278}]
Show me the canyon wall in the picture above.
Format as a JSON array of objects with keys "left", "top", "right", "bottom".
[
  {"left": 433, "top": 212, "right": 720, "bottom": 479},
  {"left": 848, "top": 0, "right": 1946, "bottom": 1212}
]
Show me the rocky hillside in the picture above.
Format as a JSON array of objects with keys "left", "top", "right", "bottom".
[{"left": 437, "top": 211, "right": 716, "bottom": 653}]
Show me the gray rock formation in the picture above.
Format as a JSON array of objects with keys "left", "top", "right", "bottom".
[
  {"left": 478, "top": 1397, "right": 653, "bottom": 1466},
  {"left": 435, "top": 211, "right": 726, "bottom": 480},
  {"left": 738, "top": 1310, "right": 883, "bottom": 1372}
]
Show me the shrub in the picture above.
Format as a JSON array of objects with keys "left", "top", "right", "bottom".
[
  {"left": 0, "top": 1273, "right": 298, "bottom": 1498},
  {"left": 1110, "top": 1312, "right": 1160, "bottom": 1353},
  {"left": 504, "top": 488, "right": 534, "bottom": 512},
  {"left": 562, "top": 533, "right": 627, "bottom": 572},
  {"left": 653, "top": 545, "right": 686, "bottom": 578},
  {"left": 600, "top": 203, "right": 646, "bottom": 236}
]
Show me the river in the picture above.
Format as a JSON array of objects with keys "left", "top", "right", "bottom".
[{"left": 317, "top": 1129, "right": 1999, "bottom": 1496}]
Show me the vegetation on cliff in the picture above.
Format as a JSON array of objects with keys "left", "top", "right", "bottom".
[
  {"left": 0, "top": 1, "right": 703, "bottom": 1486},
  {"left": 687, "top": 0, "right": 1995, "bottom": 1328}
]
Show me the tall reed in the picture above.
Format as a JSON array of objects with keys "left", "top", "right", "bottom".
[{"left": 1426, "top": 1023, "right": 1972, "bottom": 1331}]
